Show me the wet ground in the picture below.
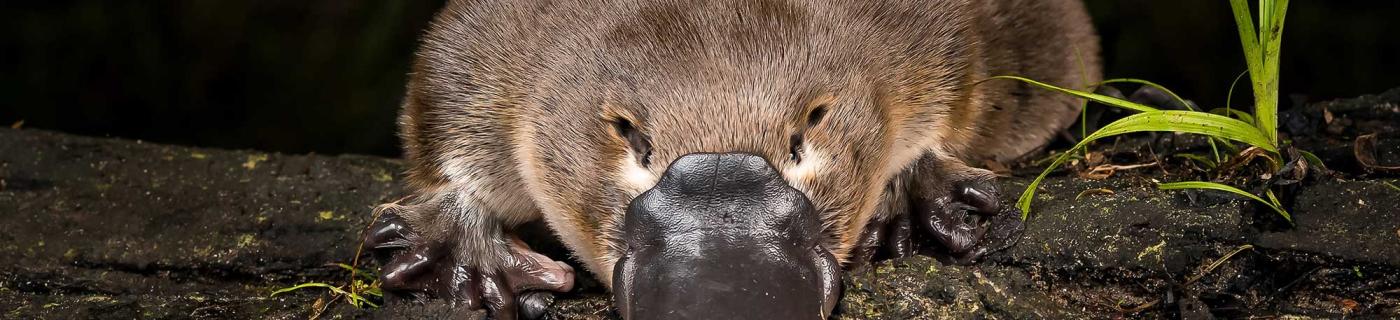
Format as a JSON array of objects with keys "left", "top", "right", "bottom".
[{"left": 2, "top": 89, "right": 1397, "bottom": 319}]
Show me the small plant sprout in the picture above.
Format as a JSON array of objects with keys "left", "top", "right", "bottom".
[
  {"left": 998, "top": 0, "right": 1294, "bottom": 222},
  {"left": 271, "top": 263, "right": 383, "bottom": 309}
]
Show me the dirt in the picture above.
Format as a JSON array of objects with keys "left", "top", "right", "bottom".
[
  {"left": 0, "top": 129, "right": 405, "bottom": 319},
  {"left": 2, "top": 89, "right": 1398, "bottom": 319}
]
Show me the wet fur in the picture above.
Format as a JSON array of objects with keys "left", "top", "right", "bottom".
[{"left": 396, "top": 0, "right": 1099, "bottom": 285}]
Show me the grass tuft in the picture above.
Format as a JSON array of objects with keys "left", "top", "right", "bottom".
[
  {"left": 271, "top": 263, "right": 383, "bottom": 309},
  {"left": 1013, "top": 110, "right": 1279, "bottom": 219},
  {"left": 1002, "top": 0, "right": 1292, "bottom": 222}
]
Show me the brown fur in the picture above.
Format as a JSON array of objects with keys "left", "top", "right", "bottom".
[{"left": 397, "top": 0, "right": 1099, "bottom": 286}]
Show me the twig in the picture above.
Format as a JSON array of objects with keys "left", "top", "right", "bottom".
[
  {"left": 1274, "top": 266, "right": 1322, "bottom": 297},
  {"left": 1117, "top": 299, "right": 1160, "bottom": 314},
  {"left": 1081, "top": 161, "right": 1159, "bottom": 179},
  {"left": 1075, "top": 188, "right": 1116, "bottom": 200},
  {"left": 1184, "top": 244, "right": 1254, "bottom": 285},
  {"left": 310, "top": 293, "right": 340, "bottom": 320},
  {"left": 1148, "top": 143, "right": 1170, "bottom": 176}
]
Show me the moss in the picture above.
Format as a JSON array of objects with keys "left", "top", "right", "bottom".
[
  {"left": 243, "top": 154, "right": 269, "bottom": 170},
  {"left": 193, "top": 245, "right": 215, "bottom": 257},
  {"left": 238, "top": 234, "right": 257, "bottom": 248},
  {"left": 1137, "top": 240, "right": 1167, "bottom": 261},
  {"left": 373, "top": 169, "right": 394, "bottom": 182}
]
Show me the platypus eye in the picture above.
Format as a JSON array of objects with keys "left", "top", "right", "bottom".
[
  {"left": 612, "top": 118, "right": 653, "bottom": 167},
  {"left": 807, "top": 104, "right": 828, "bottom": 127}
]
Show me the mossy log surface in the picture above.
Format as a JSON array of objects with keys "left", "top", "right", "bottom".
[{"left": 2, "top": 90, "right": 1398, "bottom": 319}]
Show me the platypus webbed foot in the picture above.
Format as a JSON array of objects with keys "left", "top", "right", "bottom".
[
  {"left": 908, "top": 155, "right": 1025, "bottom": 265},
  {"left": 366, "top": 203, "right": 575, "bottom": 320},
  {"left": 914, "top": 177, "right": 1000, "bottom": 264},
  {"left": 858, "top": 153, "right": 1025, "bottom": 266}
]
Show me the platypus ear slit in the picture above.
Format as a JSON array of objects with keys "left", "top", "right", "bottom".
[{"left": 611, "top": 118, "right": 653, "bottom": 167}]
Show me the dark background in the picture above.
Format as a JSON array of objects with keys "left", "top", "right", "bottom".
[{"left": 3, "top": 1, "right": 1397, "bottom": 157}]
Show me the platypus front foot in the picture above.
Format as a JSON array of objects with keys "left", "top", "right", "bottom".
[
  {"left": 365, "top": 201, "right": 575, "bottom": 320},
  {"left": 914, "top": 177, "right": 1025, "bottom": 265},
  {"left": 857, "top": 153, "right": 1026, "bottom": 266}
]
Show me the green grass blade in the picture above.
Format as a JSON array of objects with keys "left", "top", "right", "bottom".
[
  {"left": 1230, "top": 0, "right": 1267, "bottom": 137},
  {"left": 1088, "top": 78, "right": 1224, "bottom": 160},
  {"left": 1209, "top": 107, "right": 1256, "bottom": 124},
  {"left": 1230, "top": 0, "right": 1262, "bottom": 79},
  {"left": 270, "top": 281, "right": 381, "bottom": 309},
  {"left": 1100, "top": 79, "right": 1221, "bottom": 161},
  {"left": 1224, "top": 70, "right": 1249, "bottom": 115},
  {"left": 1159, "top": 181, "right": 1290, "bottom": 222},
  {"left": 1087, "top": 111, "right": 1276, "bottom": 152},
  {"left": 1259, "top": 0, "right": 1273, "bottom": 36},
  {"left": 1093, "top": 78, "right": 1196, "bottom": 111},
  {"left": 1173, "top": 153, "right": 1218, "bottom": 169},
  {"left": 346, "top": 292, "right": 381, "bottom": 308},
  {"left": 1220, "top": 70, "right": 1254, "bottom": 161},
  {"left": 986, "top": 76, "right": 1159, "bottom": 113},
  {"left": 1072, "top": 44, "right": 1092, "bottom": 149},
  {"left": 1256, "top": 0, "right": 1288, "bottom": 145},
  {"left": 1297, "top": 150, "right": 1327, "bottom": 171},
  {"left": 1024, "top": 146, "right": 1075, "bottom": 219},
  {"left": 1231, "top": 0, "right": 1287, "bottom": 146},
  {"left": 335, "top": 263, "right": 379, "bottom": 282},
  {"left": 1264, "top": 188, "right": 1284, "bottom": 208},
  {"left": 1016, "top": 150, "right": 1075, "bottom": 219},
  {"left": 270, "top": 282, "right": 338, "bottom": 297},
  {"left": 994, "top": 76, "right": 1223, "bottom": 162},
  {"left": 1222, "top": 70, "right": 1250, "bottom": 162}
]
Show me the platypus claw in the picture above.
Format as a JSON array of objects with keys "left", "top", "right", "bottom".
[
  {"left": 874, "top": 154, "right": 1027, "bottom": 266},
  {"left": 366, "top": 206, "right": 574, "bottom": 320},
  {"left": 915, "top": 178, "right": 1000, "bottom": 259}
]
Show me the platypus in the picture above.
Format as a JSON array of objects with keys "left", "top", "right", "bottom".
[{"left": 366, "top": 0, "right": 1100, "bottom": 318}]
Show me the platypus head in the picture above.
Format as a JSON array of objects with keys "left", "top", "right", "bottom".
[
  {"left": 590, "top": 80, "right": 896, "bottom": 319},
  {"left": 503, "top": 1, "right": 975, "bottom": 318}
]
